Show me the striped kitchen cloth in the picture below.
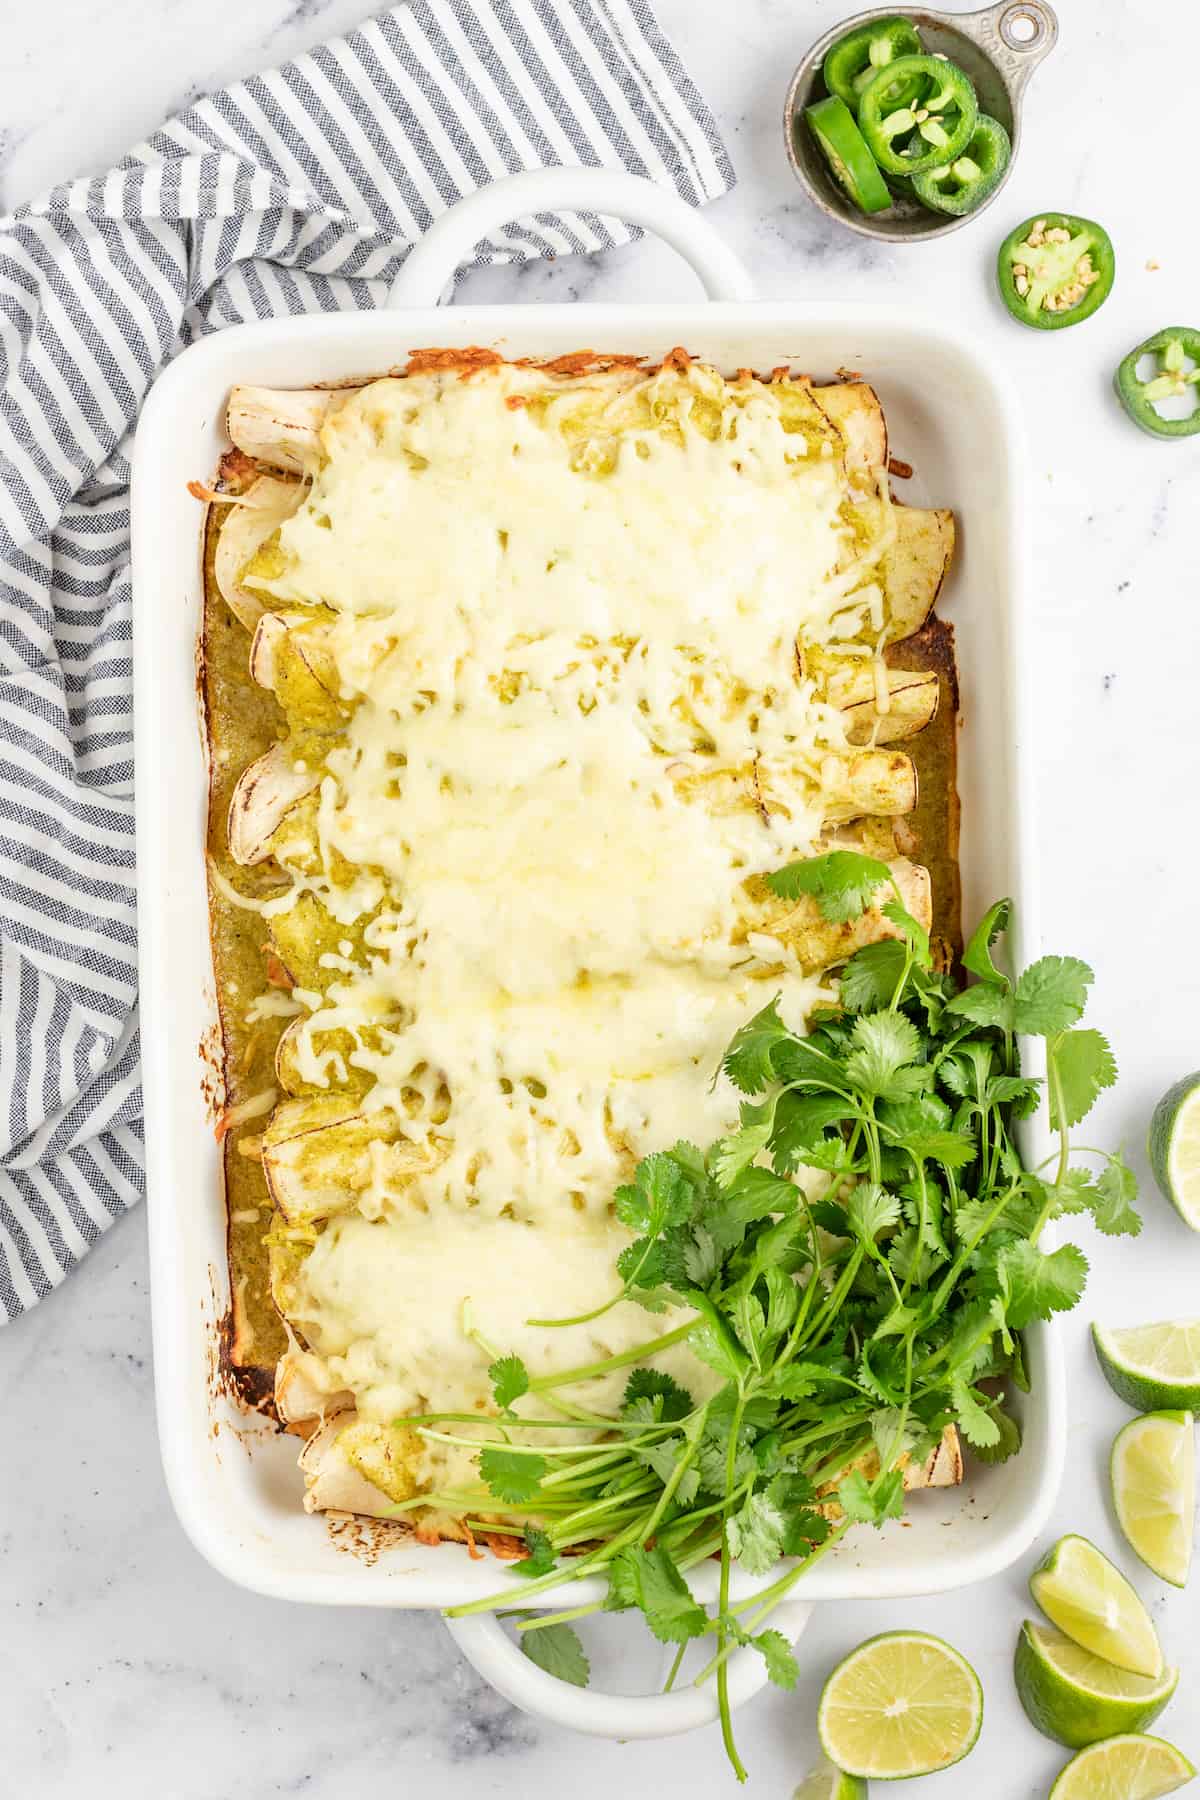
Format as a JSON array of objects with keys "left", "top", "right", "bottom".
[{"left": 0, "top": 0, "right": 733, "bottom": 1320}]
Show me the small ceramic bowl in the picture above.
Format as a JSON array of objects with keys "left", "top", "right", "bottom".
[{"left": 784, "top": 0, "right": 1058, "bottom": 241}]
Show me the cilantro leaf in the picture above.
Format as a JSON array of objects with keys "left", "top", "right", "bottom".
[
  {"left": 836, "top": 1468, "right": 905, "bottom": 1527},
  {"left": 846, "top": 1181, "right": 902, "bottom": 1245},
  {"left": 844, "top": 1012, "right": 926, "bottom": 1100},
  {"left": 623, "top": 1369, "right": 695, "bottom": 1420},
  {"left": 945, "top": 983, "right": 1015, "bottom": 1031},
  {"left": 696, "top": 1403, "right": 760, "bottom": 1492},
  {"left": 479, "top": 1447, "right": 548, "bottom": 1503},
  {"left": 665, "top": 1140, "right": 709, "bottom": 1185},
  {"left": 709, "top": 1110, "right": 774, "bottom": 1188},
  {"left": 616, "top": 1234, "right": 665, "bottom": 1290},
  {"left": 722, "top": 998, "right": 789, "bottom": 1095},
  {"left": 997, "top": 1240, "right": 1088, "bottom": 1330},
  {"left": 971, "top": 1406, "right": 1022, "bottom": 1465},
  {"left": 1013, "top": 956, "right": 1093, "bottom": 1037},
  {"left": 691, "top": 1319, "right": 750, "bottom": 1383},
  {"left": 1090, "top": 1151, "right": 1141, "bottom": 1237},
  {"left": 752, "top": 1629, "right": 800, "bottom": 1689},
  {"left": 765, "top": 850, "right": 893, "bottom": 922},
  {"left": 489, "top": 1353, "right": 529, "bottom": 1410},
  {"left": 882, "top": 897, "right": 931, "bottom": 965},
  {"left": 870, "top": 1407, "right": 919, "bottom": 1465},
  {"left": 512, "top": 1527, "right": 557, "bottom": 1579},
  {"left": 962, "top": 898, "right": 1012, "bottom": 986},
  {"left": 614, "top": 1152, "right": 694, "bottom": 1235},
  {"left": 668, "top": 1223, "right": 721, "bottom": 1287},
  {"left": 606, "top": 1546, "right": 707, "bottom": 1644},
  {"left": 841, "top": 938, "right": 909, "bottom": 1013},
  {"left": 721, "top": 1164, "right": 799, "bottom": 1217},
  {"left": 521, "top": 1621, "right": 590, "bottom": 1687},
  {"left": 764, "top": 1264, "right": 800, "bottom": 1338},
  {"left": 950, "top": 1378, "right": 1002, "bottom": 1449},
  {"left": 632, "top": 1433, "right": 697, "bottom": 1498},
  {"left": 726, "top": 1491, "right": 787, "bottom": 1574},
  {"left": 770, "top": 1091, "right": 855, "bottom": 1174},
  {"left": 1049, "top": 1028, "right": 1117, "bottom": 1130}
]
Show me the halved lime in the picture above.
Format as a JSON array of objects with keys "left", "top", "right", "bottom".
[
  {"left": 1111, "top": 1412, "right": 1195, "bottom": 1586},
  {"left": 817, "top": 1630, "right": 982, "bottom": 1779},
  {"left": 792, "top": 1756, "right": 867, "bottom": 1800},
  {"left": 1030, "top": 1534, "right": 1163, "bottom": 1678},
  {"left": 1014, "top": 1620, "right": 1178, "bottom": 1749},
  {"left": 1148, "top": 1073, "right": 1200, "bottom": 1228},
  {"left": 1049, "top": 1733, "right": 1195, "bottom": 1799},
  {"left": 1094, "top": 1321, "right": 1200, "bottom": 1412}
]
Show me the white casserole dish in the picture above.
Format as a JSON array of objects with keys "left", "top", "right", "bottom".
[{"left": 132, "top": 167, "right": 1059, "bottom": 1740}]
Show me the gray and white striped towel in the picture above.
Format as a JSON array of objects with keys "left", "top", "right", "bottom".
[{"left": 0, "top": 0, "right": 733, "bottom": 1320}]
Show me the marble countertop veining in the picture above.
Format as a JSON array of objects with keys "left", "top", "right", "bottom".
[{"left": 2, "top": 2, "right": 1199, "bottom": 1795}]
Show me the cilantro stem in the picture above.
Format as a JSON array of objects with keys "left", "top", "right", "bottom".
[
  {"left": 663, "top": 1643, "right": 688, "bottom": 1692},
  {"left": 799, "top": 1245, "right": 865, "bottom": 1348},
  {"left": 517, "top": 1602, "right": 603, "bottom": 1632},
  {"left": 716, "top": 1384, "right": 749, "bottom": 1784},
  {"left": 525, "top": 1322, "right": 697, "bottom": 1392},
  {"left": 639, "top": 1404, "right": 710, "bottom": 1542},
  {"left": 550, "top": 1477, "right": 661, "bottom": 1534},
  {"left": 691, "top": 1522, "right": 852, "bottom": 1686}
]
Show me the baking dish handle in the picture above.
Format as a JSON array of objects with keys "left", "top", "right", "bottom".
[
  {"left": 445, "top": 1599, "right": 812, "bottom": 1740},
  {"left": 386, "top": 167, "right": 753, "bottom": 308}
]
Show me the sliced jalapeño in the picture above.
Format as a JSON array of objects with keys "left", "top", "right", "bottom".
[
  {"left": 1115, "top": 329, "right": 1200, "bottom": 438},
  {"left": 997, "top": 212, "right": 1115, "bottom": 328},
  {"left": 822, "top": 15, "right": 923, "bottom": 111},
  {"left": 856, "top": 53, "right": 978, "bottom": 177},
  {"left": 804, "top": 96, "right": 892, "bottom": 215},
  {"left": 911, "top": 114, "right": 1011, "bottom": 216}
]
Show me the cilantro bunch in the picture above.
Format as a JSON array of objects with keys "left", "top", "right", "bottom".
[{"left": 411, "top": 854, "right": 1137, "bottom": 1783}]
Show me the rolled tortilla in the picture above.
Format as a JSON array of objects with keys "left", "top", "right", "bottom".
[
  {"left": 831, "top": 666, "right": 940, "bottom": 746},
  {"left": 262, "top": 1096, "right": 443, "bottom": 1224},
  {"left": 760, "top": 747, "right": 917, "bottom": 824},
  {"left": 227, "top": 743, "right": 320, "bottom": 866},
  {"left": 881, "top": 506, "right": 956, "bottom": 644},
  {"left": 814, "top": 381, "right": 888, "bottom": 480},
  {"left": 213, "top": 474, "right": 304, "bottom": 632},
  {"left": 226, "top": 385, "right": 339, "bottom": 473}
]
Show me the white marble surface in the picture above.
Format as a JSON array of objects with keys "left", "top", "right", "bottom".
[{"left": 3, "top": 1, "right": 1199, "bottom": 1794}]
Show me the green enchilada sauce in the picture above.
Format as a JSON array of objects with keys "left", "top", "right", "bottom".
[{"left": 202, "top": 508, "right": 290, "bottom": 1381}]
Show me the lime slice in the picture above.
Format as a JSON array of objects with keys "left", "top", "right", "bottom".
[
  {"left": 1148, "top": 1072, "right": 1200, "bottom": 1228},
  {"left": 1014, "top": 1620, "right": 1179, "bottom": 1749},
  {"left": 1094, "top": 1320, "right": 1200, "bottom": 1411},
  {"left": 1049, "top": 1733, "right": 1195, "bottom": 1799},
  {"left": 792, "top": 1756, "right": 867, "bottom": 1800},
  {"left": 1111, "top": 1411, "right": 1195, "bottom": 1586},
  {"left": 1030, "top": 1534, "right": 1163, "bottom": 1678},
  {"left": 817, "top": 1630, "right": 982, "bottom": 1779}
]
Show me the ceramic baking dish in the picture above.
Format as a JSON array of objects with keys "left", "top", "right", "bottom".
[{"left": 132, "top": 167, "right": 1059, "bottom": 1741}]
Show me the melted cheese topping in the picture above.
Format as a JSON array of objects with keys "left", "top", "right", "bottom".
[
  {"left": 244, "top": 359, "right": 895, "bottom": 1484},
  {"left": 289, "top": 1211, "right": 720, "bottom": 1494}
]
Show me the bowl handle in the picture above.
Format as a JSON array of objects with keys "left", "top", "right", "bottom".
[
  {"left": 960, "top": 0, "right": 1059, "bottom": 99},
  {"left": 444, "top": 1599, "right": 812, "bottom": 1740},
  {"left": 385, "top": 167, "right": 753, "bottom": 309}
]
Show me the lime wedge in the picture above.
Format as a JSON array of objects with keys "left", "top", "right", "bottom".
[
  {"left": 1148, "top": 1072, "right": 1200, "bottom": 1228},
  {"left": 1049, "top": 1733, "right": 1195, "bottom": 1799},
  {"left": 1030, "top": 1534, "right": 1163, "bottom": 1678},
  {"left": 817, "top": 1630, "right": 982, "bottom": 1779},
  {"left": 1014, "top": 1620, "right": 1178, "bottom": 1749},
  {"left": 792, "top": 1756, "right": 867, "bottom": 1800},
  {"left": 1111, "top": 1412, "right": 1195, "bottom": 1586},
  {"left": 1094, "top": 1320, "right": 1200, "bottom": 1411}
]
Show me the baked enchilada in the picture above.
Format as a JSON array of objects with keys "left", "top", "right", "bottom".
[{"left": 199, "top": 348, "right": 960, "bottom": 1538}]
